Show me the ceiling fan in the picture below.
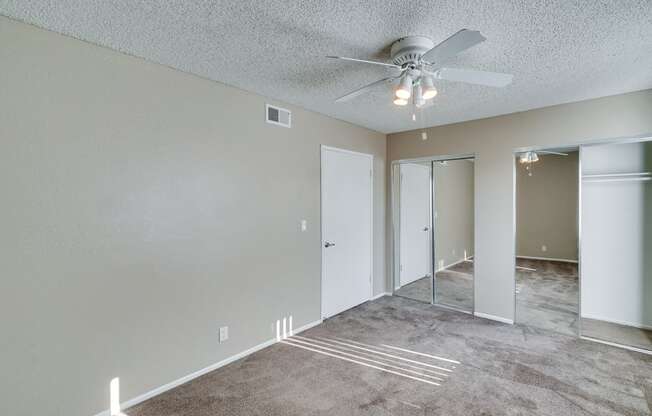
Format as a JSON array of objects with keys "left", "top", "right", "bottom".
[
  {"left": 327, "top": 29, "right": 513, "bottom": 108},
  {"left": 518, "top": 150, "right": 569, "bottom": 164},
  {"left": 518, "top": 150, "right": 569, "bottom": 177}
]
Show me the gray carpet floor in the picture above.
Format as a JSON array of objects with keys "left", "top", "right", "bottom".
[
  {"left": 583, "top": 317, "right": 652, "bottom": 352},
  {"left": 514, "top": 259, "right": 652, "bottom": 351},
  {"left": 395, "top": 259, "right": 581, "bottom": 336},
  {"left": 515, "top": 259, "right": 579, "bottom": 336},
  {"left": 128, "top": 296, "right": 652, "bottom": 416},
  {"left": 394, "top": 275, "right": 432, "bottom": 304},
  {"left": 394, "top": 260, "right": 474, "bottom": 311}
]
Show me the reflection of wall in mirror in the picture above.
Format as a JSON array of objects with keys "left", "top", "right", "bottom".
[{"left": 434, "top": 159, "right": 474, "bottom": 271}]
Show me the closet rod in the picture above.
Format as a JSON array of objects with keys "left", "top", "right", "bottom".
[
  {"left": 583, "top": 177, "right": 651, "bottom": 183},
  {"left": 582, "top": 172, "right": 651, "bottom": 179}
]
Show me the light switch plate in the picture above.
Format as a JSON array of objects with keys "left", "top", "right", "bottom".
[
  {"left": 301, "top": 220, "right": 307, "bottom": 232},
  {"left": 219, "top": 326, "right": 228, "bottom": 343}
]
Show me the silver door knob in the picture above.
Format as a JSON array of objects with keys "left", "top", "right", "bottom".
[{"left": 324, "top": 241, "right": 336, "bottom": 248}]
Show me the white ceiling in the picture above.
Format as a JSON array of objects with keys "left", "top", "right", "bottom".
[{"left": 2, "top": 1, "right": 651, "bottom": 133}]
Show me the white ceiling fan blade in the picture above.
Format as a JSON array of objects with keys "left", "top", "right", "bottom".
[
  {"left": 435, "top": 67, "right": 513, "bottom": 87},
  {"left": 335, "top": 77, "right": 396, "bottom": 102},
  {"left": 421, "top": 29, "right": 486, "bottom": 64},
  {"left": 326, "top": 56, "right": 401, "bottom": 69}
]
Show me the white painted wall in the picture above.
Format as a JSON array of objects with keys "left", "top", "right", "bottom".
[
  {"left": 581, "top": 140, "right": 652, "bottom": 328},
  {"left": 0, "top": 18, "right": 386, "bottom": 416}
]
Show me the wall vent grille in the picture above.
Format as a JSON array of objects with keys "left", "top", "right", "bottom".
[{"left": 266, "top": 104, "right": 291, "bottom": 128}]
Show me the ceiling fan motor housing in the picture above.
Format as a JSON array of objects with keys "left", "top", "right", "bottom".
[{"left": 390, "top": 36, "right": 435, "bottom": 66}]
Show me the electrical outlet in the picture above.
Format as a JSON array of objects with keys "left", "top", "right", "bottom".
[
  {"left": 219, "top": 326, "right": 229, "bottom": 343},
  {"left": 541, "top": 245, "right": 547, "bottom": 252}
]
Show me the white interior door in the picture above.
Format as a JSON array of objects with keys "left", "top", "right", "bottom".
[
  {"left": 399, "top": 163, "right": 431, "bottom": 287},
  {"left": 321, "top": 146, "right": 373, "bottom": 319}
]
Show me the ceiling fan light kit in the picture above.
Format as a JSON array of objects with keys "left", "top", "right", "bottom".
[
  {"left": 520, "top": 151, "right": 540, "bottom": 164},
  {"left": 413, "top": 83, "right": 425, "bottom": 108},
  {"left": 519, "top": 150, "right": 569, "bottom": 165},
  {"left": 393, "top": 97, "right": 408, "bottom": 106},
  {"left": 421, "top": 76, "right": 438, "bottom": 99},
  {"left": 395, "top": 75, "right": 413, "bottom": 99},
  {"left": 328, "top": 29, "right": 513, "bottom": 110},
  {"left": 517, "top": 150, "right": 570, "bottom": 177},
  {"left": 395, "top": 75, "right": 437, "bottom": 107}
]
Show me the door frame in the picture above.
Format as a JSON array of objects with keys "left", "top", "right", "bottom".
[
  {"left": 391, "top": 153, "right": 476, "bottom": 313},
  {"left": 320, "top": 145, "right": 374, "bottom": 320}
]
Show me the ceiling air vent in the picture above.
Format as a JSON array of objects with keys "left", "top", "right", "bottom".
[{"left": 266, "top": 104, "right": 291, "bottom": 128}]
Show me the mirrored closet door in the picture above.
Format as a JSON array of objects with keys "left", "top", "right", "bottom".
[
  {"left": 580, "top": 139, "right": 652, "bottom": 352},
  {"left": 393, "top": 162, "right": 433, "bottom": 304},
  {"left": 392, "top": 157, "right": 475, "bottom": 313},
  {"left": 433, "top": 158, "right": 475, "bottom": 313}
]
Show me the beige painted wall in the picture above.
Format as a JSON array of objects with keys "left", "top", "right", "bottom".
[
  {"left": 388, "top": 89, "right": 652, "bottom": 323},
  {"left": 0, "top": 17, "right": 386, "bottom": 416},
  {"left": 516, "top": 152, "right": 579, "bottom": 261},
  {"left": 434, "top": 159, "right": 474, "bottom": 270}
]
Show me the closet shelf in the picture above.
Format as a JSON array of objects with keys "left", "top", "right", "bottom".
[{"left": 582, "top": 172, "right": 651, "bottom": 183}]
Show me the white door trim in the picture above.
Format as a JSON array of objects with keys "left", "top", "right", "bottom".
[{"left": 320, "top": 145, "right": 374, "bottom": 319}]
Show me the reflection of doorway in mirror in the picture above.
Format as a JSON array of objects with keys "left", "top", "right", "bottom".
[{"left": 395, "top": 162, "right": 432, "bottom": 304}]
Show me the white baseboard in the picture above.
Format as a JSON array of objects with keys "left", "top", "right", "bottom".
[
  {"left": 92, "top": 319, "right": 322, "bottom": 416},
  {"left": 395, "top": 256, "right": 473, "bottom": 291},
  {"left": 291, "top": 320, "right": 323, "bottom": 335},
  {"left": 581, "top": 314, "right": 652, "bottom": 330},
  {"left": 580, "top": 336, "right": 652, "bottom": 355},
  {"left": 474, "top": 311, "right": 514, "bottom": 325},
  {"left": 436, "top": 256, "right": 472, "bottom": 272},
  {"left": 516, "top": 255, "right": 578, "bottom": 264},
  {"left": 371, "top": 292, "right": 391, "bottom": 300}
]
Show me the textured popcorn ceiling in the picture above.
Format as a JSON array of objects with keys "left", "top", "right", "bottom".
[{"left": 2, "top": 1, "right": 651, "bottom": 133}]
